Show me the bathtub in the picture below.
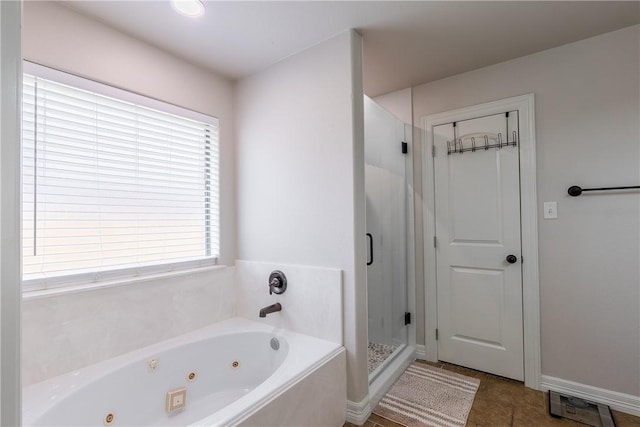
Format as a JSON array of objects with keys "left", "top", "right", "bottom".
[{"left": 23, "top": 317, "right": 346, "bottom": 426}]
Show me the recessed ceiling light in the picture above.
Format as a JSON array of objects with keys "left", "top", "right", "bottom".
[{"left": 171, "top": 0, "right": 205, "bottom": 18}]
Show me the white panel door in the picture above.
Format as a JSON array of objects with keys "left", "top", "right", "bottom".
[{"left": 434, "top": 112, "right": 524, "bottom": 380}]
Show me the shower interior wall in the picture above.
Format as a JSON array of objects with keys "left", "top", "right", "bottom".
[{"left": 364, "top": 96, "right": 409, "bottom": 351}]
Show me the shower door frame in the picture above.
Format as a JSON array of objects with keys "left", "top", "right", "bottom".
[
  {"left": 366, "top": 119, "right": 417, "bottom": 410},
  {"left": 366, "top": 120, "right": 416, "bottom": 385}
]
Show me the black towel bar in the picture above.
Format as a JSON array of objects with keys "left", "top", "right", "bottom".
[{"left": 568, "top": 185, "right": 640, "bottom": 197}]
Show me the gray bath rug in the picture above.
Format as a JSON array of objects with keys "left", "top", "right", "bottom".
[{"left": 373, "top": 362, "right": 479, "bottom": 427}]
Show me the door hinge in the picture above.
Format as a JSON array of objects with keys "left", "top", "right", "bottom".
[
  {"left": 432, "top": 145, "right": 435, "bottom": 157},
  {"left": 435, "top": 329, "right": 439, "bottom": 340},
  {"left": 433, "top": 236, "right": 437, "bottom": 248},
  {"left": 401, "top": 141, "right": 408, "bottom": 154},
  {"left": 404, "top": 312, "right": 411, "bottom": 325}
]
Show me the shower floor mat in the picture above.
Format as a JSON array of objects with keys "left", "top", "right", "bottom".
[{"left": 368, "top": 342, "right": 397, "bottom": 374}]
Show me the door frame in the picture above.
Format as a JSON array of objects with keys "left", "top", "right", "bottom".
[
  {"left": 1, "top": 0, "right": 23, "bottom": 424},
  {"left": 421, "top": 93, "right": 540, "bottom": 390}
]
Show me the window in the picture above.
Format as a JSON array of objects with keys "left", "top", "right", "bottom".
[{"left": 22, "top": 63, "right": 219, "bottom": 291}]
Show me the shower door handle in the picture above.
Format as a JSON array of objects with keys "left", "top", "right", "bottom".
[{"left": 366, "top": 233, "right": 373, "bottom": 266}]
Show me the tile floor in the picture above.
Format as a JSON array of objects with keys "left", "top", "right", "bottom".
[{"left": 345, "top": 360, "right": 640, "bottom": 427}]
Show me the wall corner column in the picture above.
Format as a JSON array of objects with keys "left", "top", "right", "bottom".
[
  {"left": 0, "top": 0, "right": 23, "bottom": 424},
  {"left": 347, "top": 28, "right": 369, "bottom": 407}
]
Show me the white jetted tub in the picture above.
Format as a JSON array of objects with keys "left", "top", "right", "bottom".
[{"left": 23, "top": 317, "right": 346, "bottom": 426}]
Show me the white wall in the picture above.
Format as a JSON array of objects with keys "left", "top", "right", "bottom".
[
  {"left": 22, "top": 268, "right": 236, "bottom": 386},
  {"left": 22, "top": 1, "right": 236, "bottom": 266},
  {"left": 20, "top": 1, "right": 239, "bottom": 386},
  {"left": 0, "top": 1, "right": 22, "bottom": 424},
  {"left": 235, "top": 260, "right": 343, "bottom": 344},
  {"left": 235, "top": 30, "right": 368, "bottom": 402},
  {"left": 373, "top": 88, "right": 412, "bottom": 125},
  {"left": 412, "top": 25, "right": 640, "bottom": 397}
]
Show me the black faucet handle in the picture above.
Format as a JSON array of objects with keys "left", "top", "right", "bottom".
[
  {"left": 269, "top": 277, "right": 279, "bottom": 295},
  {"left": 268, "top": 270, "right": 287, "bottom": 295}
]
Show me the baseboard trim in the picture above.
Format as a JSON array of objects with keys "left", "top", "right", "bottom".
[
  {"left": 414, "top": 344, "right": 426, "bottom": 360},
  {"left": 346, "top": 396, "right": 371, "bottom": 425},
  {"left": 347, "top": 346, "right": 416, "bottom": 425},
  {"left": 540, "top": 375, "right": 640, "bottom": 417}
]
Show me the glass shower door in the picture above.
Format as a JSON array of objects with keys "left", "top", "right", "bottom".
[{"left": 364, "top": 96, "right": 408, "bottom": 379}]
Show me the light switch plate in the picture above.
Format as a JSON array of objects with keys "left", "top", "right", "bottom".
[
  {"left": 166, "top": 387, "right": 186, "bottom": 413},
  {"left": 544, "top": 202, "right": 558, "bottom": 219}
]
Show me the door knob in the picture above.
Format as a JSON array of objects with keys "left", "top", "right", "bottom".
[{"left": 506, "top": 255, "right": 518, "bottom": 264}]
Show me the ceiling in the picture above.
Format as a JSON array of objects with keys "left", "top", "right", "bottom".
[{"left": 63, "top": 1, "right": 640, "bottom": 96}]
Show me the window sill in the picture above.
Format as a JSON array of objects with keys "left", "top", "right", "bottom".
[{"left": 22, "top": 264, "right": 229, "bottom": 301}]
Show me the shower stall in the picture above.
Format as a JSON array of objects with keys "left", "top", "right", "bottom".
[{"left": 364, "top": 96, "right": 413, "bottom": 383}]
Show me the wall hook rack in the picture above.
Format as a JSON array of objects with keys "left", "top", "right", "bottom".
[{"left": 446, "top": 132, "right": 517, "bottom": 155}]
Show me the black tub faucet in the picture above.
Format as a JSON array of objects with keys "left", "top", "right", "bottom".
[{"left": 259, "top": 303, "right": 282, "bottom": 318}]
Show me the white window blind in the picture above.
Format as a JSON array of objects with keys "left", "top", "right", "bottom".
[{"left": 22, "top": 65, "right": 219, "bottom": 290}]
